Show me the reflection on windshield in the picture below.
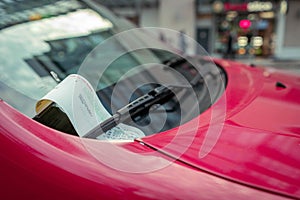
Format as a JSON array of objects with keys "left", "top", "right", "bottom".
[
  {"left": 0, "top": 0, "right": 89, "bottom": 30},
  {"left": 26, "top": 30, "right": 113, "bottom": 80},
  {"left": 0, "top": 2, "right": 227, "bottom": 137},
  {"left": 0, "top": 8, "right": 114, "bottom": 116}
]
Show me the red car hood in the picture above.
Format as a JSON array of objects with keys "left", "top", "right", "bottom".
[{"left": 138, "top": 60, "right": 300, "bottom": 198}]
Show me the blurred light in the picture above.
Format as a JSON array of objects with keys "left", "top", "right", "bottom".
[
  {"left": 247, "top": 1, "right": 273, "bottom": 12},
  {"left": 259, "top": 12, "right": 274, "bottom": 19},
  {"left": 221, "top": 21, "right": 230, "bottom": 30},
  {"left": 238, "top": 36, "right": 248, "bottom": 47},
  {"left": 238, "top": 48, "right": 246, "bottom": 55},
  {"left": 249, "top": 48, "right": 255, "bottom": 55},
  {"left": 212, "top": 1, "right": 224, "bottom": 13},
  {"left": 226, "top": 11, "right": 238, "bottom": 21},
  {"left": 247, "top": 13, "right": 257, "bottom": 21},
  {"left": 252, "top": 36, "right": 263, "bottom": 47},
  {"left": 257, "top": 20, "right": 269, "bottom": 30},
  {"left": 239, "top": 19, "right": 251, "bottom": 29},
  {"left": 255, "top": 48, "right": 263, "bottom": 55},
  {"left": 280, "top": 0, "right": 288, "bottom": 14}
]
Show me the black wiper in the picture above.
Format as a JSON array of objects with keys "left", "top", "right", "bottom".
[
  {"left": 83, "top": 85, "right": 188, "bottom": 139},
  {"left": 163, "top": 56, "right": 187, "bottom": 68},
  {"left": 83, "top": 57, "right": 208, "bottom": 139}
]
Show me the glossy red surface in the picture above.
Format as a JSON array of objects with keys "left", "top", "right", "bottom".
[
  {"left": 140, "top": 60, "right": 300, "bottom": 198},
  {"left": 0, "top": 60, "right": 299, "bottom": 199}
]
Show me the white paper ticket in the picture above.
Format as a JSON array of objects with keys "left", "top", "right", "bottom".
[{"left": 36, "top": 74, "right": 144, "bottom": 140}]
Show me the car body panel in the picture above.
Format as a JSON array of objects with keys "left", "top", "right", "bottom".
[
  {"left": 0, "top": 98, "right": 292, "bottom": 200},
  {"left": 0, "top": 60, "right": 299, "bottom": 199},
  {"left": 138, "top": 60, "right": 300, "bottom": 199},
  {"left": 0, "top": 1, "right": 299, "bottom": 198}
]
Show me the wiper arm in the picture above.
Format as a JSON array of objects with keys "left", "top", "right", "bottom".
[
  {"left": 83, "top": 85, "right": 188, "bottom": 139},
  {"left": 83, "top": 57, "right": 207, "bottom": 139},
  {"left": 163, "top": 56, "right": 187, "bottom": 68}
]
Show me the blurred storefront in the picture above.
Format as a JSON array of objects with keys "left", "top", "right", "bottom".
[
  {"left": 95, "top": 0, "right": 299, "bottom": 59},
  {"left": 196, "top": 0, "right": 282, "bottom": 58}
]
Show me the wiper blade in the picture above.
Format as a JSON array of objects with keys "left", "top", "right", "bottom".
[
  {"left": 83, "top": 85, "right": 187, "bottom": 139},
  {"left": 83, "top": 57, "right": 208, "bottom": 139},
  {"left": 163, "top": 56, "right": 187, "bottom": 68}
]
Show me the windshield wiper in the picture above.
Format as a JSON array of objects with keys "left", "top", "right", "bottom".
[
  {"left": 163, "top": 56, "right": 187, "bottom": 68},
  {"left": 83, "top": 57, "right": 207, "bottom": 139},
  {"left": 83, "top": 85, "right": 189, "bottom": 139}
]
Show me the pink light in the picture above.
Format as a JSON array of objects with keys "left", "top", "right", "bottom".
[{"left": 239, "top": 19, "right": 251, "bottom": 29}]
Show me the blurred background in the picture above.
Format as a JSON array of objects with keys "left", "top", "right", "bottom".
[
  {"left": 94, "top": 0, "right": 300, "bottom": 72},
  {"left": 1, "top": 0, "right": 299, "bottom": 72}
]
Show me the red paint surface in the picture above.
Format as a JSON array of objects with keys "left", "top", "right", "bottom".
[
  {"left": 0, "top": 60, "right": 299, "bottom": 199},
  {"left": 140, "top": 60, "right": 300, "bottom": 198}
]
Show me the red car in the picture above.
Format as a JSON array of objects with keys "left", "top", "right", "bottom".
[{"left": 0, "top": 0, "right": 299, "bottom": 199}]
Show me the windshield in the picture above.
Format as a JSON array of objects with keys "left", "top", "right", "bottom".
[{"left": 0, "top": 0, "right": 226, "bottom": 137}]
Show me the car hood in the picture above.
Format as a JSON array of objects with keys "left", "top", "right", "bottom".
[{"left": 138, "top": 60, "right": 300, "bottom": 199}]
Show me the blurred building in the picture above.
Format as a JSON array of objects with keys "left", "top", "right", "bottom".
[
  {"left": 95, "top": 0, "right": 299, "bottom": 59},
  {"left": 92, "top": 0, "right": 158, "bottom": 25},
  {"left": 197, "top": 0, "right": 278, "bottom": 58},
  {"left": 275, "top": 0, "right": 300, "bottom": 59},
  {"left": 94, "top": 0, "right": 196, "bottom": 55},
  {"left": 196, "top": 0, "right": 300, "bottom": 60}
]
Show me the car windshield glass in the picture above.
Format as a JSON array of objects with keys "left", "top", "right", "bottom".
[{"left": 0, "top": 0, "right": 226, "bottom": 137}]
